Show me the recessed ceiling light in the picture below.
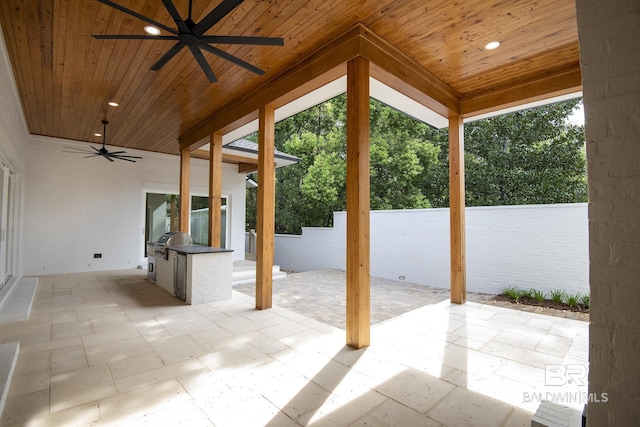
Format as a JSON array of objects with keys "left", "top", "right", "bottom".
[
  {"left": 107, "top": 101, "right": 119, "bottom": 107},
  {"left": 94, "top": 133, "right": 102, "bottom": 137},
  {"left": 484, "top": 41, "right": 501, "bottom": 50},
  {"left": 144, "top": 25, "right": 161, "bottom": 36}
]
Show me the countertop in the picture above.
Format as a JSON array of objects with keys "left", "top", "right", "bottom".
[{"left": 168, "top": 245, "right": 234, "bottom": 255}]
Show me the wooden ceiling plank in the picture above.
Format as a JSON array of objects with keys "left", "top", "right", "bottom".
[
  {"left": 0, "top": 0, "right": 584, "bottom": 155},
  {"left": 4, "top": 1, "right": 43, "bottom": 135},
  {"left": 455, "top": 44, "right": 580, "bottom": 95},
  {"left": 0, "top": 2, "right": 37, "bottom": 132},
  {"left": 37, "top": 0, "right": 55, "bottom": 137},
  {"left": 364, "top": 0, "right": 578, "bottom": 95}
]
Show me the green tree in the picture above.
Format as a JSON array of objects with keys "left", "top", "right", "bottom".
[
  {"left": 426, "top": 99, "right": 587, "bottom": 207},
  {"left": 246, "top": 97, "right": 586, "bottom": 234}
]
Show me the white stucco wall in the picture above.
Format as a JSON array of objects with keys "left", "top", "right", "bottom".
[
  {"left": 23, "top": 136, "right": 246, "bottom": 275},
  {"left": 275, "top": 204, "right": 589, "bottom": 296}
]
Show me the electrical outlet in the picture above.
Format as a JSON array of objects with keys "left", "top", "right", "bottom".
[
  {"left": 399, "top": 275, "right": 405, "bottom": 280},
  {"left": 94, "top": 253, "right": 102, "bottom": 259}
]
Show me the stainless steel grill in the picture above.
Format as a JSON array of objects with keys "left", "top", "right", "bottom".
[{"left": 149, "top": 232, "right": 193, "bottom": 260}]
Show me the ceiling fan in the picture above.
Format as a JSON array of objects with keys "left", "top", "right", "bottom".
[
  {"left": 92, "top": 0, "right": 285, "bottom": 83},
  {"left": 63, "top": 120, "right": 143, "bottom": 163}
]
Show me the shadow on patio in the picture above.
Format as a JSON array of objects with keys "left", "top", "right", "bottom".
[{"left": 0, "top": 269, "right": 588, "bottom": 426}]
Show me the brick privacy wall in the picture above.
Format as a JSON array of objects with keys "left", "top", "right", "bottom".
[
  {"left": 576, "top": 0, "right": 640, "bottom": 424},
  {"left": 23, "top": 136, "right": 247, "bottom": 275},
  {"left": 274, "top": 204, "right": 589, "bottom": 296}
]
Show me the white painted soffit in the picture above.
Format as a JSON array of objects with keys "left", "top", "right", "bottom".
[{"left": 200, "top": 79, "right": 582, "bottom": 151}]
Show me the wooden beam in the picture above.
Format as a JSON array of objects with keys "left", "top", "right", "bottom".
[
  {"left": 208, "top": 133, "right": 223, "bottom": 248},
  {"left": 238, "top": 163, "right": 258, "bottom": 174},
  {"left": 346, "top": 56, "right": 371, "bottom": 349},
  {"left": 359, "top": 26, "right": 459, "bottom": 117},
  {"left": 449, "top": 115, "right": 466, "bottom": 304},
  {"left": 180, "top": 24, "right": 460, "bottom": 152},
  {"left": 256, "top": 105, "right": 276, "bottom": 310},
  {"left": 179, "top": 148, "right": 190, "bottom": 233},
  {"left": 460, "top": 64, "right": 582, "bottom": 118}
]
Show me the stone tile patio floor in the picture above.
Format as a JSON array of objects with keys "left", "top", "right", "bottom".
[
  {"left": 233, "top": 270, "right": 587, "bottom": 328},
  {"left": 1, "top": 269, "right": 588, "bottom": 426}
]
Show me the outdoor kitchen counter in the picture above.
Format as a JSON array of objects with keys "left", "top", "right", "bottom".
[
  {"left": 168, "top": 245, "right": 233, "bottom": 255},
  {"left": 167, "top": 246, "right": 234, "bottom": 304}
]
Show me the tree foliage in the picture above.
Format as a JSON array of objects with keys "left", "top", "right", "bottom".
[{"left": 246, "top": 97, "right": 586, "bottom": 234}]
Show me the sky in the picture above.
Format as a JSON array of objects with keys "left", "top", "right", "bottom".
[{"left": 568, "top": 102, "right": 585, "bottom": 126}]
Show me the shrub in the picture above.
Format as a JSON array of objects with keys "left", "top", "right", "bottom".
[
  {"left": 580, "top": 294, "right": 590, "bottom": 308},
  {"left": 566, "top": 293, "right": 581, "bottom": 308},
  {"left": 501, "top": 285, "right": 522, "bottom": 301},
  {"left": 520, "top": 288, "right": 534, "bottom": 299},
  {"left": 550, "top": 289, "right": 566, "bottom": 304},
  {"left": 532, "top": 289, "right": 546, "bottom": 302}
]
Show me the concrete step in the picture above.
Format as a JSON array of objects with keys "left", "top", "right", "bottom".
[
  {"left": 233, "top": 261, "right": 287, "bottom": 285},
  {"left": 0, "top": 277, "right": 38, "bottom": 323}
]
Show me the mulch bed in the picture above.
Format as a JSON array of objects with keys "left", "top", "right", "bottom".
[{"left": 491, "top": 294, "right": 589, "bottom": 315}]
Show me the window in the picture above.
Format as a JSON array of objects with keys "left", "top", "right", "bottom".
[{"left": 190, "top": 196, "right": 228, "bottom": 247}]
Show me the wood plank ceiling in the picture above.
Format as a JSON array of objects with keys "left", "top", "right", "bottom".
[{"left": 0, "top": 0, "right": 580, "bottom": 157}]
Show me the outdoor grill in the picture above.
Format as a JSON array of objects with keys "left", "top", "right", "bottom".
[{"left": 149, "top": 231, "right": 193, "bottom": 260}]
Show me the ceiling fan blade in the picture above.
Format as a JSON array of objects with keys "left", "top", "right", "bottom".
[
  {"left": 161, "top": 0, "right": 189, "bottom": 33},
  {"left": 199, "top": 35, "right": 284, "bottom": 46},
  {"left": 189, "top": 46, "right": 218, "bottom": 83},
  {"left": 101, "top": 153, "right": 115, "bottom": 162},
  {"left": 108, "top": 151, "right": 127, "bottom": 155},
  {"left": 96, "top": 0, "right": 178, "bottom": 35},
  {"left": 83, "top": 154, "right": 100, "bottom": 158},
  {"left": 192, "top": 0, "right": 244, "bottom": 36},
  {"left": 91, "top": 146, "right": 102, "bottom": 153},
  {"left": 199, "top": 43, "right": 264, "bottom": 75},
  {"left": 93, "top": 35, "right": 179, "bottom": 41},
  {"left": 151, "top": 42, "right": 186, "bottom": 70}
]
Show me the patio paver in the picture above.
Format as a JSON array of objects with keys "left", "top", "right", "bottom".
[
  {"left": 233, "top": 269, "right": 494, "bottom": 328},
  {"left": 0, "top": 269, "right": 588, "bottom": 426}
]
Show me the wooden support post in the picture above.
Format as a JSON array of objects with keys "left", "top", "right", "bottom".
[
  {"left": 208, "top": 133, "right": 223, "bottom": 247},
  {"left": 179, "top": 148, "right": 191, "bottom": 233},
  {"left": 346, "top": 56, "right": 371, "bottom": 349},
  {"left": 256, "top": 105, "right": 275, "bottom": 310},
  {"left": 449, "top": 115, "right": 466, "bottom": 304}
]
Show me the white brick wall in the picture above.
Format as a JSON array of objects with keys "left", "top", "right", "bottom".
[
  {"left": 274, "top": 204, "right": 589, "bottom": 296},
  {"left": 576, "top": 0, "right": 640, "bottom": 424},
  {"left": 24, "top": 136, "right": 246, "bottom": 275},
  {"left": 0, "top": 22, "right": 29, "bottom": 278},
  {"left": 187, "top": 251, "right": 233, "bottom": 304}
]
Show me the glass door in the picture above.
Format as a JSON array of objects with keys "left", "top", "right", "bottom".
[{"left": 0, "top": 165, "right": 15, "bottom": 288}]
